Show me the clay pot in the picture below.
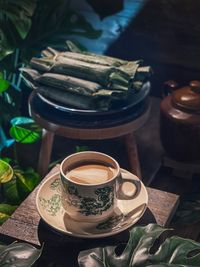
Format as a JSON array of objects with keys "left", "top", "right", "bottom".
[{"left": 160, "top": 80, "right": 200, "bottom": 162}]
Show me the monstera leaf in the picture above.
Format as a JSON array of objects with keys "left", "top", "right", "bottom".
[
  {"left": 0, "top": 241, "right": 42, "bottom": 266},
  {"left": 173, "top": 193, "right": 200, "bottom": 225},
  {"left": 0, "top": 0, "right": 37, "bottom": 60},
  {"left": 1, "top": 0, "right": 102, "bottom": 62},
  {"left": 78, "top": 224, "right": 200, "bottom": 266},
  {"left": 21, "top": 6, "right": 102, "bottom": 61},
  {"left": 9, "top": 117, "right": 42, "bottom": 144}
]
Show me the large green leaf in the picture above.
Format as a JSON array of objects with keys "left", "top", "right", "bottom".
[
  {"left": 0, "top": 20, "right": 16, "bottom": 60},
  {"left": 0, "top": 73, "right": 10, "bottom": 93},
  {"left": 0, "top": 84, "right": 21, "bottom": 128},
  {"left": 0, "top": 203, "right": 17, "bottom": 225},
  {"left": 15, "top": 168, "right": 40, "bottom": 200},
  {"left": 0, "top": 0, "right": 37, "bottom": 60},
  {"left": 173, "top": 193, "right": 200, "bottom": 225},
  {"left": 78, "top": 224, "right": 200, "bottom": 267},
  {"left": 0, "top": 0, "right": 36, "bottom": 38},
  {"left": 9, "top": 116, "right": 42, "bottom": 143},
  {"left": 0, "top": 160, "right": 13, "bottom": 183},
  {"left": 21, "top": 1, "right": 102, "bottom": 61},
  {"left": 3, "top": 175, "right": 21, "bottom": 205},
  {"left": 0, "top": 241, "right": 42, "bottom": 266},
  {"left": 2, "top": 167, "right": 40, "bottom": 204},
  {"left": 1, "top": 0, "right": 102, "bottom": 62}
]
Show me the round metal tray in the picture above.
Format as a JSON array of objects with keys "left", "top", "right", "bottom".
[{"left": 37, "top": 82, "right": 150, "bottom": 116}]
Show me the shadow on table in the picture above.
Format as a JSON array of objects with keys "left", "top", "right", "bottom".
[{"left": 37, "top": 208, "right": 156, "bottom": 266}]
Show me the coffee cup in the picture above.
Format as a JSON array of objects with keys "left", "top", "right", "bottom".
[{"left": 60, "top": 151, "right": 141, "bottom": 223}]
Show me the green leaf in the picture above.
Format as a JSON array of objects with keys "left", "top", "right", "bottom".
[
  {"left": 0, "top": 73, "right": 10, "bottom": 93},
  {"left": 0, "top": 160, "right": 13, "bottom": 183},
  {"left": 0, "top": 213, "right": 10, "bottom": 225},
  {"left": 173, "top": 193, "right": 200, "bottom": 225},
  {"left": 0, "top": 157, "right": 12, "bottom": 164},
  {"left": 75, "top": 145, "right": 89, "bottom": 153},
  {"left": 0, "top": 85, "right": 21, "bottom": 126},
  {"left": 15, "top": 168, "right": 40, "bottom": 200},
  {"left": 0, "top": 241, "right": 42, "bottom": 266},
  {"left": 0, "top": 0, "right": 36, "bottom": 38},
  {"left": 0, "top": 203, "right": 17, "bottom": 215},
  {"left": 3, "top": 175, "right": 21, "bottom": 205},
  {"left": 9, "top": 116, "right": 42, "bottom": 143},
  {"left": 0, "top": 20, "right": 16, "bottom": 60},
  {"left": 21, "top": 4, "right": 102, "bottom": 61},
  {"left": 78, "top": 224, "right": 200, "bottom": 267},
  {"left": 0, "top": 0, "right": 37, "bottom": 60},
  {"left": 0, "top": 203, "right": 17, "bottom": 225}
]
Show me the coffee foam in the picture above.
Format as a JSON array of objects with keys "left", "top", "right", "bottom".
[{"left": 67, "top": 164, "right": 115, "bottom": 184}]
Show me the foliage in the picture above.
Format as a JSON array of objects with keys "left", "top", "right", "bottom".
[
  {"left": 0, "top": 0, "right": 102, "bottom": 153},
  {"left": 0, "top": 0, "right": 124, "bottom": 227},
  {"left": 2, "top": 161, "right": 40, "bottom": 204},
  {"left": 0, "top": 0, "right": 102, "bottom": 66},
  {"left": 0, "top": 0, "right": 37, "bottom": 60},
  {"left": 0, "top": 112, "right": 41, "bottom": 224},
  {"left": 9, "top": 117, "right": 42, "bottom": 144},
  {"left": 78, "top": 224, "right": 200, "bottom": 267},
  {"left": 173, "top": 193, "right": 200, "bottom": 225},
  {"left": 0, "top": 203, "right": 17, "bottom": 224},
  {"left": 0, "top": 159, "right": 13, "bottom": 183},
  {"left": 0, "top": 159, "right": 40, "bottom": 223},
  {"left": 0, "top": 73, "right": 9, "bottom": 93},
  {"left": 0, "top": 241, "right": 42, "bottom": 266},
  {"left": 75, "top": 145, "right": 89, "bottom": 153}
]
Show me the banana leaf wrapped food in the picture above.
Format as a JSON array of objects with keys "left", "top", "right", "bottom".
[
  {"left": 21, "top": 41, "right": 152, "bottom": 110},
  {"left": 21, "top": 68, "right": 126, "bottom": 110}
]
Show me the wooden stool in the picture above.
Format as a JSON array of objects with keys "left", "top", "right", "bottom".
[{"left": 28, "top": 91, "right": 150, "bottom": 179}]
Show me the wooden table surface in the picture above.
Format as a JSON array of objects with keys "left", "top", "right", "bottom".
[{"left": 0, "top": 165, "right": 179, "bottom": 266}]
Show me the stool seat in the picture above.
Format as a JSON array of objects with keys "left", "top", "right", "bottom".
[{"left": 28, "top": 90, "right": 151, "bottom": 178}]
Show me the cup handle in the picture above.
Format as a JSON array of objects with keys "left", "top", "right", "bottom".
[{"left": 117, "top": 176, "right": 141, "bottom": 200}]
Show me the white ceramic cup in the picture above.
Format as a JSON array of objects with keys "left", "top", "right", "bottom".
[{"left": 60, "top": 151, "right": 141, "bottom": 223}]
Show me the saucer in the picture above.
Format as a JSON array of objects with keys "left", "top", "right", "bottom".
[{"left": 36, "top": 169, "right": 148, "bottom": 238}]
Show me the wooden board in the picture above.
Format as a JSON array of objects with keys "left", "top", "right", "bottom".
[{"left": 0, "top": 165, "right": 179, "bottom": 247}]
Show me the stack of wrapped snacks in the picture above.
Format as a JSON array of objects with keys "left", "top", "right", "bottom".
[{"left": 21, "top": 41, "right": 152, "bottom": 110}]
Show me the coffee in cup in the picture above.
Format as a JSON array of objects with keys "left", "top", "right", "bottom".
[
  {"left": 66, "top": 162, "right": 116, "bottom": 185},
  {"left": 60, "top": 151, "right": 141, "bottom": 223}
]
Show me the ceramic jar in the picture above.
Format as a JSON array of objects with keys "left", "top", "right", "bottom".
[{"left": 160, "top": 81, "right": 200, "bottom": 162}]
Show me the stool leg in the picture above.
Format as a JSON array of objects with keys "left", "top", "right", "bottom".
[
  {"left": 38, "top": 130, "right": 54, "bottom": 178},
  {"left": 124, "top": 133, "right": 142, "bottom": 179}
]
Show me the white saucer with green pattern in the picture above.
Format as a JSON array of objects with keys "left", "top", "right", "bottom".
[{"left": 36, "top": 168, "right": 148, "bottom": 238}]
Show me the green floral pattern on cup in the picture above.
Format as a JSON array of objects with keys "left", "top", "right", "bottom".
[
  {"left": 50, "top": 178, "right": 60, "bottom": 192},
  {"left": 39, "top": 194, "right": 61, "bottom": 216},
  {"left": 39, "top": 179, "right": 62, "bottom": 216},
  {"left": 67, "top": 185, "right": 114, "bottom": 216}
]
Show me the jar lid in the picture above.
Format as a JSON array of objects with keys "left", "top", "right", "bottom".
[{"left": 172, "top": 80, "right": 200, "bottom": 113}]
